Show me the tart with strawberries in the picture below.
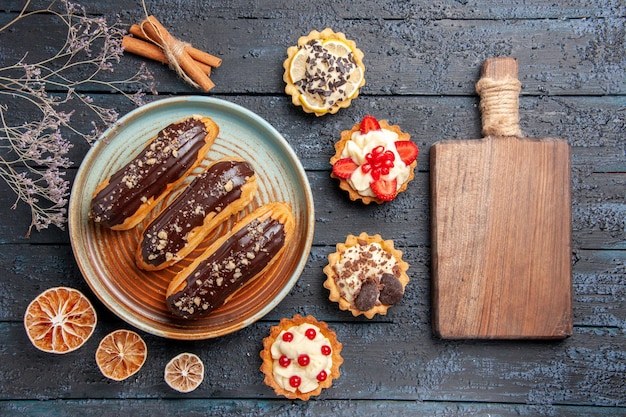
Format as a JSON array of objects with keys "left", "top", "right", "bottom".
[
  {"left": 260, "top": 314, "right": 343, "bottom": 401},
  {"left": 323, "top": 232, "right": 410, "bottom": 319},
  {"left": 283, "top": 28, "right": 365, "bottom": 116},
  {"left": 330, "top": 115, "right": 419, "bottom": 203}
]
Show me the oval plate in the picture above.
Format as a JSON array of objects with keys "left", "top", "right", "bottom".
[{"left": 69, "top": 96, "right": 314, "bottom": 340}]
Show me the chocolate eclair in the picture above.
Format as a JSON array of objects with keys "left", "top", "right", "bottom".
[
  {"left": 166, "top": 202, "right": 295, "bottom": 319},
  {"left": 136, "top": 157, "right": 258, "bottom": 271},
  {"left": 89, "top": 115, "right": 219, "bottom": 230}
]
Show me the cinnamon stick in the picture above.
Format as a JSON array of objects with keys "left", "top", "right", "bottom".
[
  {"left": 123, "top": 35, "right": 213, "bottom": 76},
  {"left": 186, "top": 47, "right": 222, "bottom": 69},
  {"left": 122, "top": 36, "right": 168, "bottom": 64},
  {"left": 130, "top": 24, "right": 222, "bottom": 68},
  {"left": 140, "top": 16, "right": 214, "bottom": 91}
]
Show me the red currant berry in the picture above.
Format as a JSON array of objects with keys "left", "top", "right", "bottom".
[
  {"left": 305, "top": 328, "right": 316, "bottom": 340},
  {"left": 321, "top": 345, "right": 331, "bottom": 355},
  {"left": 289, "top": 375, "right": 301, "bottom": 388},
  {"left": 279, "top": 355, "right": 291, "bottom": 367},
  {"left": 362, "top": 145, "right": 396, "bottom": 180},
  {"left": 282, "top": 332, "right": 293, "bottom": 342},
  {"left": 297, "top": 354, "right": 310, "bottom": 367},
  {"left": 317, "top": 370, "right": 327, "bottom": 381}
]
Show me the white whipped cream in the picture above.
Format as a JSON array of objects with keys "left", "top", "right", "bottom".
[{"left": 270, "top": 323, "right": 332, "bottom": 393}]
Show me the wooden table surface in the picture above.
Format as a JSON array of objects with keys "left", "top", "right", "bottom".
[{"left": 1, "top": 1, "right": 625, "bottom": 416}]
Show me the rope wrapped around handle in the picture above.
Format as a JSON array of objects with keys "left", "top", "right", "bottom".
[{"left": 475, "top": 57, "right": 523, "bottom": 137}]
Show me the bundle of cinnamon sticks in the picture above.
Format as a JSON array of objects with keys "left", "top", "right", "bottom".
[{"left": 122, "top": 15, "right": 221, "bottom": 92}]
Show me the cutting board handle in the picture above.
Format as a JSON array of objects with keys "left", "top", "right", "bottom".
[{"left": 475, "top": 57, "right": 523, "bottom": 137}]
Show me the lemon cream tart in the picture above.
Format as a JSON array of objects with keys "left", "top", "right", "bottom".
[
  {"left": 330, "top": 115, "right": 419, "bottom": 204},
  {"left": 260, "top": 315, "right": 343, "bottom": 401},
  {"left": 283, "top": 28, "right": 365, "bottom": 116},
  {"left": 323, "top": 232, "right": 410, "bottom": 319}
]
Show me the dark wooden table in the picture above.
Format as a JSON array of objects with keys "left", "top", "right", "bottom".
[{"left": 1, "top": 1, "right": 625, "bottom": 416}]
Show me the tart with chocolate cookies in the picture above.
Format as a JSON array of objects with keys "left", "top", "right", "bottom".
[
  {"left": 330, "top": 115, "right": 419, "bottom": 204},
  {"left": 283, "top": 28, "right": 365, "bottom": 116},
  {"left": 323, "top": 232, "right": 409, "bottom": 319},
  {"left": 260, "top": 314, "right": 343, "bottom": 401}
]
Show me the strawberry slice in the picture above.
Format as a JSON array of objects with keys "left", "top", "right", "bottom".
[
  {"left": 394, "top": 140, "right": 419, "bottom": 165},
  {"left": 370, "top": 178, "right": 397, "bottom": 202},
  {"left": 360, "top": 115, "right": 381, "bottom": 134},
  {"left": 332, "top": 158, "right": 359, "bottom": 179}
]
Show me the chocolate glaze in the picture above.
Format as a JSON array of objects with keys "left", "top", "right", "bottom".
[
  {"left": 140, "top": 160, "right": 255, "bottom": 267},
  {"left": 167, "top": 216, "right": 285, "bottom": 319},
  {"left": 89, "top": 118, "right": 209, "bottom": 228}
]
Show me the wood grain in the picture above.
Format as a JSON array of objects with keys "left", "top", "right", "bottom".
[
  {"left": 431, "top": 136, "right": 573, "bottom": 338},
  {"left": 0, "top": 0, "right": 624, "bottom": 414},
  {"left": 431, "top": 58, "right": 573, "bottom": 339}
]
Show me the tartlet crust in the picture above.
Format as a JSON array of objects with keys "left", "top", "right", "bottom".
[
  {"left": 283, "top": 28, "right": 365, "bottom": 116},
  {"left": 260, "top": 314, "right": 343, "bottom": 401},
  {"left": 329, "top": 119, "right": 417, "bottom": 204},
  {"left": 322, "top": 232, "right": 410, "bottom": 319}
]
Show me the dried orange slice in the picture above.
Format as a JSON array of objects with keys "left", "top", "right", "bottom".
[
  {"left": 164, "top": 352, "right": 205, "bottom": 393},
  {"left": 24, "top": 287, "right": 97, "bottom": 354},
  {"left": 95, "top": 329, "right": 147, "bottom": 381}
]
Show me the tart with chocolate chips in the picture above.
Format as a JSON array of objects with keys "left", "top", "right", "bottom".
[
  {"left": 323, "top": 232, "right": 409, "bottom": 319},
  {"left": 283, "top": 28, "right": 365, "bottom": 116}
]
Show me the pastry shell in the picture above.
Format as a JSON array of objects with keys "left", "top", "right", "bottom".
[
  {"left": 323, "top": 232, "right": 410, "bottom": 319},
  {"left": 260, "top": 314, "right": 343, "bottom": 401},
  {"left": 330, "top": 119, "right": 417, "bottom": 204},
  {"left": 283, "top": 28, "right": 365, "bottom": 116}
]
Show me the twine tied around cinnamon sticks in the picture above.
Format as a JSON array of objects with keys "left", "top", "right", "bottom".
[{"left": 122, "top": 16, "right": 221, "bottom": 92}]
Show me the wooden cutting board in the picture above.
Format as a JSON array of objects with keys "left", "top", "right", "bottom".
[{"left": 430, "top": 57, "right": 572, "bottom": 339}]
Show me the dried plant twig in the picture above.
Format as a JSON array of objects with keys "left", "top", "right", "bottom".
[{"left": 0, "top": 0, "right": 157, "bottom": 236}]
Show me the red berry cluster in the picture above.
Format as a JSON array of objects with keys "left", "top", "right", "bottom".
[
  {"left": 279, "top": 328, "right": 332, "bottom": 388},
  {"left": 331, "top": 115, "right": 419, "bottom": 203},
  {"left": 361, "top": 145, "right": 395, "bottom": 181}
]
